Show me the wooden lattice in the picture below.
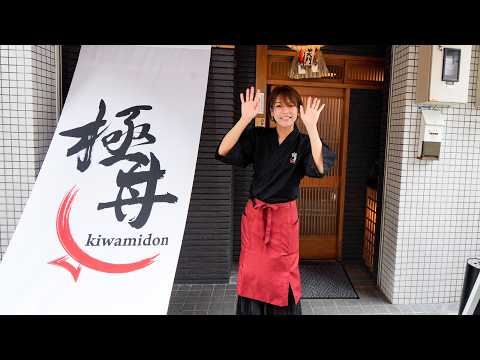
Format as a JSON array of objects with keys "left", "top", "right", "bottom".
[{"left": 363, "top": 186, "right": 377, "bottom": 272}]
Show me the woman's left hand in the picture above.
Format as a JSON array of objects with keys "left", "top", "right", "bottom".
[{"left": 300, "top": 97, "right": 325, "bottom": 132}]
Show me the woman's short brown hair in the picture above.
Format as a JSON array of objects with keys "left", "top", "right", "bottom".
[{"left": 267, "top": 85, "right": 303, "bottom": 123}]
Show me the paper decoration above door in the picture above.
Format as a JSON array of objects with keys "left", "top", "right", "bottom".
[{"left": 286, "top": 45, "right": 331, "bottom": 80}]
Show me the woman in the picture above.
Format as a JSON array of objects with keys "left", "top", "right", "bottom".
[{"left": 215, "top": 85, "right": 337, "bottom": 315}]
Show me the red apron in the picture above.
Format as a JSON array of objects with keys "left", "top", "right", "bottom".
[{"left": 237, "top": 197, "right": 302, "bottom": 307}]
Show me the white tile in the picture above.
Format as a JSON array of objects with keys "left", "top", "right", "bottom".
[{"left": 380, "top": 45, "right": 480, "bottom": 304}]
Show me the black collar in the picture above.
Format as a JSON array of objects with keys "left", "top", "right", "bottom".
[{"left": 272, "top": 124, "right": 300, "bottom": 147}]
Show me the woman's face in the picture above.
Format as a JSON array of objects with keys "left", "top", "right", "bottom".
[{"left": 271, "top": 97, "right": 298, "bottom": 128}]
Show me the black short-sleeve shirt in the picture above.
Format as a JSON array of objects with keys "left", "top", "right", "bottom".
[{"left": 215, "top": 123, "right": 337, "bottom": 204}]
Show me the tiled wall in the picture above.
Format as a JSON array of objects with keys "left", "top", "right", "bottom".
[
  {"left": 378, "top": 45, "right": 480, "bottom": 304},
  {"left": 0, "top": 45, "right": 57, "bottom": 260}
]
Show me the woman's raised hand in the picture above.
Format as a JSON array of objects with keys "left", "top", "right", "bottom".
[
  {"left": 240, "top": 86, "right": 261, "bottom": 122},
  {"left": 300, "top": 96, "right": 325, "bottom": 131}
]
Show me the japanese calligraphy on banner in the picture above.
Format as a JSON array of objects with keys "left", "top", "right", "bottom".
[{"left": 0, "top": 45, "right": 211, "bottom": 314}]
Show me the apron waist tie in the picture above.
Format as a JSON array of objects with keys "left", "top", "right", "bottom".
[{"left": 252, "top": 199, "right": 292, "bottom": 246}]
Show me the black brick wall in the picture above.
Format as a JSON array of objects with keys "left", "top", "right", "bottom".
[
  {"left": 174, "top": 47, "right": 235, "bottom": 283},
  {"left": 232, "top": 45, "right": 256, "bottom": 261}
]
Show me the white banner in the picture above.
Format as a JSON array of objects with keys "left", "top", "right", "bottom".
[{"left": 0, "top": 45, "right": 211, "bottom": 314}]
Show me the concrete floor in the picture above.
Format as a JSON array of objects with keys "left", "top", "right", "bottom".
[{"left": 167, "top": 260, "right": 460, "bottom": 315}]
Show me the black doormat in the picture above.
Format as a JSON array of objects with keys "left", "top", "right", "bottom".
[{"left": 300, "top": 261, "right": 359, "bottom": 299}]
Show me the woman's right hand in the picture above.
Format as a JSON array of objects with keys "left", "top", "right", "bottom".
[{"left": 240, "top": 86, "right": 261, "bottom": 123}]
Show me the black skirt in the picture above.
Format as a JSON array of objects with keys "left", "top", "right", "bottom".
[{"left": 236, "top": 285, "right": 302, "bottom": 315}]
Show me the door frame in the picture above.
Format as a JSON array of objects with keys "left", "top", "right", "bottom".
[{"left": 255, "top": 45, "right": 384, "bottom": 261}]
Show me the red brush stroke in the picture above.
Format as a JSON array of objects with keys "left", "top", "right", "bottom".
[
  {"left": 50, "top": 186, "right": 159, "bottom": 280},
  {"left": 48, "top": 256, "right": 82, "bottom": 282}
]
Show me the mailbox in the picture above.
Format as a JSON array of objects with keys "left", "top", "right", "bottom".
[{"left": 417, "top": 109, "right": 444, "bottom": 160}]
